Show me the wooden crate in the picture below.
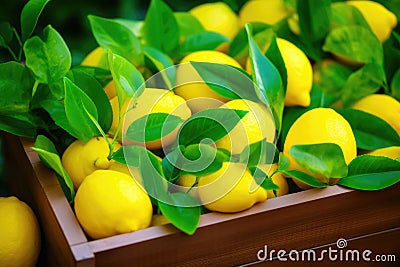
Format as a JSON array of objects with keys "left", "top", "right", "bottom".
[{"left": 2, "top": 132, "right": 399, "bottom": 266}]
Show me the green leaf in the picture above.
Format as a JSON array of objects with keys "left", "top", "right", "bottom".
[
  {"left": 40, "top": 100, "right": 79, "bottom": 137},
  {"left": 66, "top": 69, "right": 113, "bottom": 133},
  {"left": 0, "top": 113, "right": 38, "bottom": 138},
  {"left": 32, "top": 135, "right": 74, "bottom": 203},
  {"left": 337, "top": 109, "right": 400, "bottom": 150},
  {"left": 158, "top": 192, "right": 201, "bottom": 235},
  {"left": 143, "top": 46, "right": 175, "bottom": 89},
  {"left": 113, "top": 19, "right": 143, "bottom": 38},
  {"left": 88, "top": 15, "right": 143, "bottom": 65},
  {"left": 111, "top": 145, "right": 144, "bottom": 167},
  {"left": 109, "top": 52, "right": 145, "bottom": 111},
  {"left": 289, "top": 143, "right": 348, "bottom": 179},
  {"left": 0, "top": 62, "right": 33, "bottom": 115},
  {"left": 189, "top": 61, "right": 258, "bottom": 101},
  {"left": 126, "top": 112, "right": 184, "bottom": 143},
  {"left": 341, "top": 63, "right": 387, "bottom": 107},
  {"left": 142, "top": 0, "right": 179, "bottom": 54},
  {"left": 323, "top": 25, "right": 383, "bottom": 65},
  {"left": 391, "top": 68, "right": 400, "bottom": 100},
  {"left": 0, "top": 22, "right": 13, "bottom": 47},
  {"left": 64, "top": 77, "right": 99, "bottom": 142},
  {"left": 246, "top": 24, "right": 284, "bottom": 132},
  {"left": 280, "top": 169, "right": 329, "bottom": 188},
  {"left": 239, "top": 139, "right": 278, "bottom": 166},
  {"left": 338, "top": 155, "right": 400, "bottom": 190},
  {"left": 181, "top": 144, "right": 225, "bottom": 176},
  {"left": 174, "top": 12, "right": 204, "bottom": 38},
  {"left": 177, "top": 108, "right": 248, "bottom": 147},
  {"left": 297, "top": 0, "right": 331, "bottom": 42},
  {"left": 330, "top": 2, "right": 371, "bottom": 29},
  {"left": 20, "top": 0, "right": 51, "bottom": 41},
  {"left": 24, "top": 25, "right": 71, "bottom": 98},
  {"left": 180, "top": 32, "right": 229, "bottom": 55},
  {"left": 249, "top": 166, "right": 280, "bottom": 190}
]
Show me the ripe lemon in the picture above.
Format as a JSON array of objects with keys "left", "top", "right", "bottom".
[
  {"left": 80, "top": 46, "right": 108, "bottom": 68},
  {"left": 197, "top": 162, "right": 267, "bottom": 213},
  {"left": 74, "top": 170, "right": 152, "bottom": 239},
  {"left": 283, "top": 108, "right": 357, "bottom": 189},
  {"left": 0, "top": 197, "right": 41, "bottom": 267},
  {"left": 176, "top": 174, "right": 199, "bottom": 198},
  {"left": 189, "top": 2, "right": 240, "bottom": 41},
  {"left": 246, "top": 38, "right": 313, "bottom": 107},
  {"left": 367, "top": 146, "right": 400, "bottom": 159},
  {"left": 215, "top": 99, "right": 276, "bottom": 155},
  {"left": 258, "top": 163, "right": 289, "bottom": 198},
  {"left": 62, "top": 136, "right": 121, "bottom": 189},
  {"left": 175, "top": 50, "right": 243, "bottom": 113},
  {"left": 110, "top": 88, "right": 191, "bottom": 149},
  {"left": 239, "top": 0, "right": 290, "bottom": 27},
  {"left": 347, "top": 0, "right": 397, "bottom": 43},
  {"left": 351, "top": 94, "right": 400, "bottom": 136}
]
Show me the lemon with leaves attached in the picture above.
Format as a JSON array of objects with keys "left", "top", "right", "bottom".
[
  {"left": 347, "top": 0, "right": 397, "bottom": 43},
  {"left": 239, "top": 0, "right": 290, "bottom": 27},
  {"left": 197, "top": 162, "right": 267, "bottom": 213},
  {"left": 62, "top": 136, "right": 121, "bottom": 189},
  {"left": 74, "top": 170, "right": 152, "bottom": 239},
  {"left": 110, "top": 88, "right": 191, "bottom": 150},
  {"left": 0, "top": 197, "right": 41, "bottom": 267},
  {"left": 352, "top": 94, "right": 400, "bottom": 135},
  {"left": 283, "top": 108, "right": 357, "bottom": 189},
  {"left": 215, "top": 99, "right": 276, "bottom": 155},
  {"left": 175, "top": 50, "right": 243, "bottom": 113}
]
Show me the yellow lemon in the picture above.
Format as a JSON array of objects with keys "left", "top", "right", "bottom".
[
  {"left": 110, "top": 88, "right": 191, "bottom": 150},
  {"left": 367, "top": 146, "right": 400, "bottom": 159},
  {"left": 197, "top": 162, "right": 267, "bottom": 213},
  {"left": 283, "top": 108, "right": 357, "bottom": 189},
  {"left": 151, "top": 214, "right": 170, "bottom": 227},
  {"left": 175, "top": 174, "right": 199, "bottom": 198},
  {"left": 80, "top": 46, "right": 108, "bottom": 68},
  {"left": 0, "top": 196, "right": 41, "bottom": 267},
  {"left": 74, "top": 170, "right": 152, "bottom": 239},
  {"left": 351, "top": 94, "right": 400, "bottom": 136},
  {"left": 215, "top": 99, "right": 276, "bottom": 155},
  {"left": 62, "top": 136, "right": 121, "bottom": 189},
  {"left": 239, "top": 0, "right": 290, "bottom": 27},
  {"left": 189, "top": 2, "right": 240, "bottom": 41},
  {"left": 245, "top": 38, "right": 313, "bottom": 107},
  {"left": 347, "top": 0, "right": 397, "bottom": 43},
  {"left": 258, "top": 163, "right": 289, "bottom": 198},
  {"left": 175, "top": 50, "right": 243, "bottom": 113}
]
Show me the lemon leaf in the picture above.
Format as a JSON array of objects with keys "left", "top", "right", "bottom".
[
  {"left": 249, "top": 166, "right": 280, "bottom": 191},
  {"left": 32, "top": 135, "right": 74, "bottom": 203},
  {"left": 143, "top": 46, "right": 175, "bottom": 89},
  {"left": 88, "top": 15, "right": 143, "bottom": 65},
  {"left": 20, "top": 0, "right": 51, "bottom": 42},
  {"left": 126, "top": 112, "right": 184, "bottom": 143},
  {"left": 330, "top": 3, "right": 371, "bottom": 29},
  {"left": 179, "top": 32, "right": 229, "bottom": 55},
  {"left": 177, "top": 108, "right": 248, "bottom": 147},
  {"left": 338, "top": 155, "right": 400, "bottom": 190},
  {"left": 111, "top": 145, "right": 143, "bottom": 167},
  {"left": 280, "top": 169, "right": 329, "bottom": 188},
  {"left": 64, "top": 77, "right": 99, "bottom": 143},
  {"left": 174, "top": 12, "right": 204, "bottom": 38},
  {"left": 0, "top": 113, "right": 38, "bottom": 138},
  {"left": 289, "top": 143, "right": 348, "bottom": 179},
  {"left": 297, "top": 0, "right": 330, "bottom": 43},
  {"left": 142, "top": 0, "right": 179, "bottom": 54},
  {"left": 158, "top": 192, "right": 201, "bottom": 235},
  {"left": 391, "top": 68, "right": 400, "bottom": 100},
  {"left": 337, "top": 109, "right": 400, "bottom": 150},
  {"left": 239, "top": 139, "right": 278, "bottom": 166}
]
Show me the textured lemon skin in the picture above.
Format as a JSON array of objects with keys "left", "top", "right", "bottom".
[
  {"left": 74, "top": 170, "right": 153, "bottom": 239},
  {"left": 0, "top": 197, "right": 41, "bottom": 267},
  {"left": 239, "top": 0, "right": 289, "bottom": 27},
  {"left": 367, "top": 146, "right": 400, "bottom": 159},
  {"left": 283, "top": 108, "right": 357, "bottom": 189}
]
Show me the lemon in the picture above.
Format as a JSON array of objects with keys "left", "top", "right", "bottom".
[
  {"left": 367, "top": 146, "right": 400, "bottom": 159},
  {"left": 189, "top": 2, "right": 240, "bottom": 41},
  {"left": 74, "top": 170, "right": 152, "bottom": 239},
  {"left": 347, "top": 0, "right": 397, "bottom": 43},
  {"left": 283, "top": 108, "right": 357, "bottom": 189},
  {"left": 151, "top": 214, "right": 170, "bottom": 227},
  {"left": 239, "top": 0, "right": 290, "bottom": 27},
  {"left": 0, "top": 197, "right": 41, "bottom": 267},
  {"left": 215, "top": 99, "right": 276, "bottom": 155},
  {"left": 175, "top": 50, "right": 243, "bottom": 113},
  {"left": 176, "top": 174, "right": 199, "bottom": 198},
  {"left": 258, "top": 163, "right": 289, "bottom": 198},
  {"left": 197, "top": 162, "right": 267, "bottom": 213},
  {"left": 62, "top": 136, "right": 121, "bottom": 189},
  {"left": 246, "top": 38, "right": 313, "bottom": 107},
  {"left": 351, "top": 94, "right": 400, "bottom": 136},
  {"left": 80, "top": 46, "right": 108, "bottom": 68},
  {"left": 110, "top": 88, "right": 191, "bottom": 149}
]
